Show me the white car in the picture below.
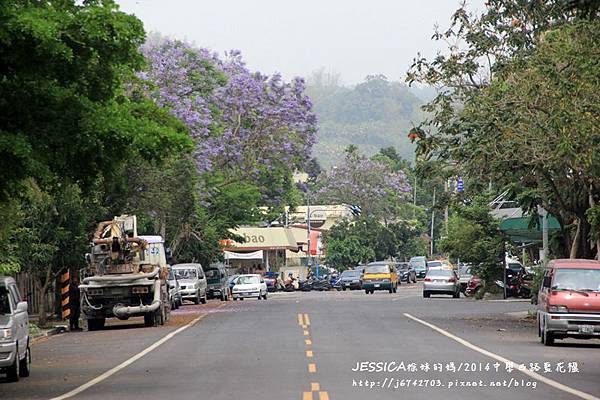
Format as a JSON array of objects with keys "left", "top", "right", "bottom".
[{"left": 232, "top": 274, "right": 268, "bottom": 300}]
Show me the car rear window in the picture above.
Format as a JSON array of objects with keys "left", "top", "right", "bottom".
[
  {"left": 427, "top": 261, "right": 443, "bottom": 268},
  {"left": 342, "top": 270, "right": 360, "bottom": 277},
  {"left": 365, "top": 265, "right": 390, "bottom": 274},
  {"left": 427, "top": 269, "right": 453, "bottom": 277}
]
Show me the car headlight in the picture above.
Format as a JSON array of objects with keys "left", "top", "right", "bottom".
[
  {"left": 1, "top": 328, "right": 13, "bottom": 340},
  {"left": 548, "top": 305, "right": 568, "bottom": 313}
]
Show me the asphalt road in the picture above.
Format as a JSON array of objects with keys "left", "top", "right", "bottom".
[{"left": 2, "top": 283, "right": 600, "bottom": 400}]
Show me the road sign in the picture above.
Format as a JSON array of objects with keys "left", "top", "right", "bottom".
[{"left": 457, "top": 177, "right": 464, "bottom": 192}]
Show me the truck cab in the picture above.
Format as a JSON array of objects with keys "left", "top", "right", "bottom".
[{"left": 537, "top": 259, "right": 600, "bottom": 345}]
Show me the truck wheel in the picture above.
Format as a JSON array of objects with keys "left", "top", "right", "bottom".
[
  {"left": 144, "top": 313, "right": 155, "bottom": 327},
  {"left": 19, "top": 344, "right": 31, "bottom": 377},
  {"left": 86, "top": 318, "right": 105, "bottom": 331},
  {"left": 6, "top": 347, "right": 20, "bottom": 382}
]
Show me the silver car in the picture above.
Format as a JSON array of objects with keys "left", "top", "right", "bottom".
[
  {"left": 0, "top": 276, "right": 31, "bottom": 381},
  {"left": 172, "top": 264, "right": 208, "bottom": 305},
  {"left": 423, "top": 268, "right": 461, "bottom": 298}
]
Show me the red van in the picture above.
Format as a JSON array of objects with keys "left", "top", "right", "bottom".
[{"left": 537, "top": 259, "right": 600, "bottom": 345}]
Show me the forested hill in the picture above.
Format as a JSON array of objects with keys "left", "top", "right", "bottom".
[{"left": 306, "top": 73, "right": 426, "bottom": 167}]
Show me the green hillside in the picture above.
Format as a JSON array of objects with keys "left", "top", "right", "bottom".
[{"left": 307, "top": 73, "right": 424, "bottom": 167}]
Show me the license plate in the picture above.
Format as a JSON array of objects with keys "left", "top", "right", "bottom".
[
  {"left": 579, "top": 325, "right": 594, "bottom": 334},
  {"left": 374, "top": 284, "right": 380, "bottom": 288}
]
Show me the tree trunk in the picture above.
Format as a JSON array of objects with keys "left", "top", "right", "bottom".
[{"left": 570, "top": 218, "right": 581, "bottom": 259}]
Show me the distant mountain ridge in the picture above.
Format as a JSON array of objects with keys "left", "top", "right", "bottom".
[{"left": 307, "top": 74, "right": 426, "bottom": 168}]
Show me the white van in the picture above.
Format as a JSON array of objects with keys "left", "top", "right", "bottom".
[
  {"left": 0, "top": 276, "right": 31, "bottom": 381},
  {"left": 172, "top": 264, "right": 208, "bottom": 304}
]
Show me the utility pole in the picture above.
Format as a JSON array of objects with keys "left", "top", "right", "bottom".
[
  {"left": 306, "top": 190, "right": 311, "bottom": 274},
  {"left": 413, "top": 175, "right": 417, "bottom": 206},
  {"left": 430, "top": 187, "right": 436, "bottom": 256},
  {"left": 444, "top": 179, "right": 449, "bottom": 237},
  {"left": 541, "top": 208, "right": 549, "bottom": 265}
]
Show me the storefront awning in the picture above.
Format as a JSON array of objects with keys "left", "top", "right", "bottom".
[{"left": 223, "top": 227, "right": 298, "bottom": 251}]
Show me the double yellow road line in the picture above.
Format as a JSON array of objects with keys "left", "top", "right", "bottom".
[{"left": 298, "top": 313, "right": 330, "bottom": 400}]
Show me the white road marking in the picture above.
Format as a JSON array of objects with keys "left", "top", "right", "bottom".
[
  {"left": 50, "top": 311, "right": 215, "bottom": 400},
  {"left": 404, "top": 313, "right": 600, "bottom": 400}
]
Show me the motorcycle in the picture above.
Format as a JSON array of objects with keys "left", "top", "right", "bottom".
[{"left": 465, "top": 276, "right": 483, "bottom": 297}]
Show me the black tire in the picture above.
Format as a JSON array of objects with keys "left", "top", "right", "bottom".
[
  {"left": 423, "top": 291, "right": 430, "bottom": 298},
  {"left": 389, "top": 287, "right": 393, "bottom": 293},
  {"left": 6, "top": 348, "right": 19, "bottom": 382},
  {"left": 393, "top": 285, "right": 397, "bottom": 293},
  {"left": 19, "top": 345, "right": 31, "bottom": 377},
  {"left": 193, "top": 291, "right": 200, "bottom": 304},
  {"left": 87, "top": 318, "right": 105, "bottom": 331},
  {"left": 144, "top": 313, "right": 155, "bottom": 327},
  {"left": 453, "top": 291, "right": 460, "bottom": 299},
  {"left": 263, "top": 292, "right": 268, "bottom": 300},
  {"left": 240, "top": 297, "right": 244, "bottom": 301},
  {"left": 542, "top": 320, "right": 555, "bottom": 346},
  {"left": 342, "top": 287, "right": 347, "bottom": 291},
  {"left": 200, "top": 293, "right": 207, "bottom": 304},
  {"left": 365, "top": 289, "right": 370, "bottom": 294}
]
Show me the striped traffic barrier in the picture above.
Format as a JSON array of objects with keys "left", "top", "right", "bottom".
[{"left": 61, "top": 271, "right": 70, "bottom": 319}]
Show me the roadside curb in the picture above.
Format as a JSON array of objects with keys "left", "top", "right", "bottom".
[{"left": 31, "top": 325, "right": 68, "bottom": 344}]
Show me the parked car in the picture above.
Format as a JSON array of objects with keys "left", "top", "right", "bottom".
[
  {"left": 204, "top": 263, "right": 230, "bottom": 301},
  {"left": 172, "top": 263, "right": 208, "bottom": 304},
  {"left": 167, "top": 266, "right": 182, "bottom": 310},
  {"left": 410, "top": 256, "right": 427, "bottom": 279},
  {"left": 458, "top": 264, "right": 473, "bottom": 292},
  {"left": 398, "top": 262, "right": 416, "bottom": 283},
  {"left": 423, "top": 268, "right": 460, "bottom": 298},
  {"left": 362, "top": 262, "right": 398, "bottom": 294},
  {"left": 338, "top": 269, "right": 362, "bottom": 290},
  {"left": 537, "top": 259, "right": 600, "bottom": 346},
  {"left": 0, "top": 276, "right": 31, "bottom": 382},
  {"left": 232, "top": 274, "right": 268, "bottom": 300}
]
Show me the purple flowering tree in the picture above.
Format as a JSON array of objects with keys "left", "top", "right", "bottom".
[
  {"left": 138, "top": 39, "right": 317, "bottom": 196},
  {"left": 315, "top": 149, "right": 412, "bottom": 218}
]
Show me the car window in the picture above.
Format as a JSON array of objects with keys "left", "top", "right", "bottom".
[
  {"left": 198, "top": 268, "right": 205, "bottom": 279},
  {"left": 205, "top": 269, "right": 220, "bottom": 279},
  {"left": 427, "top": 269, "right": 453, "bottom": 277},
  {"left": 8, "top": 284, "right": 21, "bottom": 304},
  {"left": 341, "top": 270, "right": 360, "bottom": 277},
  {"left": 427, "top": 261, "right": 442, "bottom": 268},
  {"left": 174, "top": 268, "right": 197, "bottom": 279},
  {"left": 552, "top": 268, "right": 600, "bottom": 292},
  {"left": 237, "top": 276, "right": 260, "bottom": 284},
  {"left": 365, "top": 265, "right": 390, "bottom": 274},
  {"left": 0, "top": 286, "right": 11, "bottom": 314}
]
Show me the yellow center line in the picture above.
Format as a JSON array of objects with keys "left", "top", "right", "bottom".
[
  {"left": 306, "top": 350, "right": 313, "bottom": 358},
  {"left": 308, "top": 363, "right": 317, "bottom": 373},
  {"left": 305, "top": 339, "right": 312, "bottom": 345},
  {"left": 303, "top": 330, "right": 310, "bottom": 336},
  {"left": 303, "top": 392, "right": 313, "bottom": 400},
  {"left": 311, "top": 382, "right": 320, "bottom": 391},
  {"left": 304, "top": 313, "right": 311, "bottom": 326},
  {"left": 298, "top": 313, "right": 304, "bottom": 326},
  {"left": 319, "top": 391, "right": 329, "bottom": 400}
]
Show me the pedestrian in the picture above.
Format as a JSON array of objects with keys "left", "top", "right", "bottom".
[{"left": 69, "top": 275, "right": 81, "bottom": 331}]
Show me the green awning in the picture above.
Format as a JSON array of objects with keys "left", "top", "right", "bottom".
[{"left": 500, "top": 216, "right": 560, "bottom": 243}]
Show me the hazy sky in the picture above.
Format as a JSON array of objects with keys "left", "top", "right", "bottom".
[{"left": 117, "top": 0, "right": 486, "bottom": 85}]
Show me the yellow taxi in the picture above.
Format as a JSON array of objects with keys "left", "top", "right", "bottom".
[{"left": 362, "top": 261, "right": 398, "bottom": 294}]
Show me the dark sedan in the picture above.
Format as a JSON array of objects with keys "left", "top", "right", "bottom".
[
  {"left": 398, "top": 262, "right": 417, "bottom": 283},
  {"left": 338, "top": 269, "right": 362, "bottom": 290}
]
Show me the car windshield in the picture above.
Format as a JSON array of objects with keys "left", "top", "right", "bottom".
[
  {"left": 237, "top": 276, "right": 260, "bottom": 285},
  {"left": 341, "top": 270, "right": 360, "bottom": 277},
  {"left": 398, "top": 265, "right": 409, "bottom": 271},
  {"left": 552, "top": 268, "right": 600, "bottom": 292},
  {"left": 365, "top": 265, "right": 390, "bottom": 274},
  {"left": 427, "top": 269, "right": 453, "bottom": 277},
  {"left": 205, "top": 269, "right": 220, "bottom": 279},
  {"left": 174, "top": 268, "right": 197, "bottom": 279},
  {"left": 0, "top": 286, "right": 10, "bottom": 315}
]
